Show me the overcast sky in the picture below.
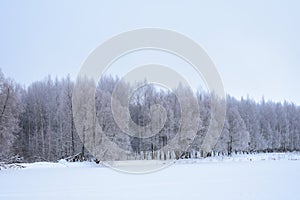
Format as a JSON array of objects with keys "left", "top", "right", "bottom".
[{"left": 1, "top": 0, "right": 299, "bottom": 104}]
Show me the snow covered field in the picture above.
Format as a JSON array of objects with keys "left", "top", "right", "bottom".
[{"left": 1, "top": 153, "right": 300, "bottom": 200}]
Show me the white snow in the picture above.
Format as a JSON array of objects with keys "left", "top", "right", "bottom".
[{"left": 1, "top": 153, "right": 300, "bottom": 200}]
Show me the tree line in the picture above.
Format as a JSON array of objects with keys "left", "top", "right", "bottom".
[{"left": 0, "top": 69, "right": 300, "bottom": 162}]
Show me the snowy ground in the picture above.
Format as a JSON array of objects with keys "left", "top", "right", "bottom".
[{"left": 1, "top": 153, "right": 300, "bottom": 200}]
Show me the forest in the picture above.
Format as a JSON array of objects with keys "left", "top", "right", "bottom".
[{"left": 1, "top": 68, "right": 300, "bottom": 163}]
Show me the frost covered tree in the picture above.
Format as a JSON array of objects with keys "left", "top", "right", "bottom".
[
  {"left": 1, "top": 67, "right": 300, "bottom": 162},
  {"left": 214, "top": 118, "right": 230, "bottom": 155},
  {"left": 227, "top": 97, "right": 250, "bottom": 154},
  {"left": 0, "top": 70, "right": 21, "bottom": 160},
  {"left": 238, "top": 97, "right": 263, "bottom": 152}
]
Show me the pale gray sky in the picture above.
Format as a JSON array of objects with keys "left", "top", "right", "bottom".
[{"left": 1, "top": 0, "right": 299, "bottom": 104}]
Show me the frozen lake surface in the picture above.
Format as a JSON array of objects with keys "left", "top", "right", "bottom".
[{"left": 1, "top": 153, "right": 300, "bottom": 200}]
